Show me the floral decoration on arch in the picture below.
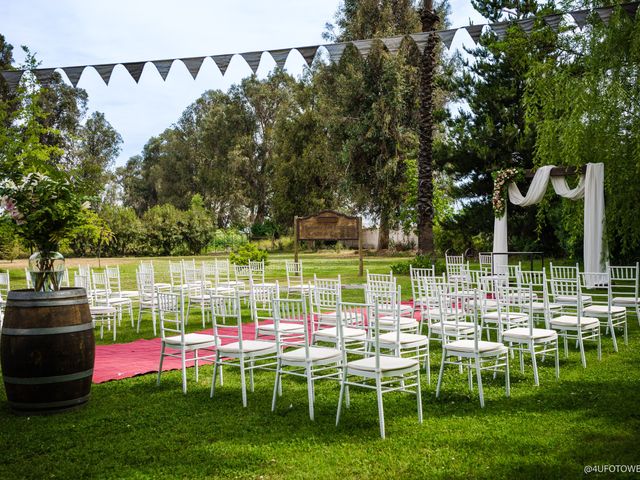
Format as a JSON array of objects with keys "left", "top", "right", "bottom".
[{"left": 492, "top": 167, "right": 524, "bottom": 217}]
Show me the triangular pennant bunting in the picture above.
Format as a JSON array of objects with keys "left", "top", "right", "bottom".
[
  {"left": 622, "top": 2, "right": 640, "bottom": 18},
  {"left": 543, "top": 14, "right": 564, "bottom": 31},
  {"left": 351, "top": 39, "right": 374, "bottom": 57},
  {"left": 595, "top": 6, "right": 613, "bottom": 25},
  {"left": 1, "top": 70, "right": 23, "bottom": 90},
  {"left": 516, "top": 18, "right": 536, "bottom": 34},
  {"left": 123, "top": 62, "right": 145, "bottom": 83},
  {"left": 181, "top": 57, "right": 206, "bottom": 80},
  {"left": 62, "top": 66, "right": 84, "bottom": 87},
  {"left": 296, "top": 46, "right": 319, "bottom": 66},
  {"left": 324, "top": 43, "right": 348, "bottom": 63},
  {"left": 490, "top": 22, "right": 510, "bottom": 40},
  {"left": 33, "top": 68, "right": 56, "bottom": 85},
  {"left": 570, "top": 10, "right": 590, "bottom": 28},
  {"left": 436, "top": 29, "right": 457, "bottom": 49},
  {"left": 240, "top": 51, "right": 262, "bottom": 74},
  {"left": 93, "top": 63, "right": 117, "bottom": 85},
  {"left": 152, "top": 60, "right": 173, "bottom": 81},
  {"left": 409, "top": 32, "right": 431, "bottom": 53},
  {"left": 381, "top": 35, "right": 404, "bottom": 54},
  {"left": 465, "top": 24, "right": 485, "bottom": 44},
  {"left": 268, "top": 49, "right": 291, "bottom": 69},
  {"left": 212, "top": 54, "right": 234, "bottom": 76}
]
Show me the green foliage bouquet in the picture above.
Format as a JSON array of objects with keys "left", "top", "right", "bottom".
[{"left": 0, "top": 173, "right": 86, "bottom": 253}]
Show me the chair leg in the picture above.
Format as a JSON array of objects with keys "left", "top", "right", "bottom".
[
  {"left": 376, "top": 375, "right": 385, "bottom": 439},
  {"left": 609, "top": 318, "right": 618, "bottom": 352},
  {"left": 505, "top": 352, "right": 510, "bottom": 398},
  {"left": 336, "top": 370, "right": 346, "bottom": 427},
  {"left": 271, "top": 360, "right": 281, "bottom": 412},
  {"left": 307, "top": 367, "right": 315, "bottom": 421},
  {"left": 151, "top": 308, "right": 157, "bottom": 336},
  {"left": 554, "top": 341, "right": 560, "bottom": 380},
  {"left": 157, "top": 344, "right": 165, "bottom": 386},
  {"left": 210, "top": 354, "right": 219, "bottom": 398},
  {"left": 416, "top": 370, "right": 423, "bottom": 424},
  {"left": 424, "top": 347, "right": 431, "bottom": 385},
  {"left": 530, "top": 342, "right": 539, "bottom": 386},
  {"left": 597, "top": 328, "right": 602, "bottom": 360},
  {"left": 475, "top": 358, "right": 484, "bottom": 408},
  {"left": 436, "top": 349, "right": 446, "bottom": 398},
  {"left": 181, "top": 349, "right": 187, "bottom": 394},
  {"left": 578, "top": 332, "right": 587, "bottom": 368},
  {"left": 249, "top": 360, "right": 255, "bottom": 392},
  {"left": 240, "top": 357, "right": 248, "bottom": 408},
  {"left": 137, "top": 307, "right": 143, "bottom": 333}
]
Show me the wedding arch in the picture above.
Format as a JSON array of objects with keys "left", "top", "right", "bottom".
[{"left": 492, "top": 162, "right": 607, "bottom": 274}]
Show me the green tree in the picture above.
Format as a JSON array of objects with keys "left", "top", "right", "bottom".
[
  {"left": 525, "top": 6, "right": 640, "bottom": 261},
  {"left": 100, "top": 205, "right": 144, "bottom": 256},
  {"left": 183, "top": 194, "right": 215, "bottom": 255},
  {"left": 142, "top": 204, "right": 185, "bottom": 256},
  {"left": 71, "top": 111, "right": 122, "bottom": 200},
  {"left": 437, "top": 0, "right": 559, "bottom": 253}
]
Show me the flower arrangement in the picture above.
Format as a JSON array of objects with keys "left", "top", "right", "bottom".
[
  {"left": 0, "top": 173, "right": 87, "bottom": 290},
  {"left": 492, "top": 167, "right": 524, "bottom": 217}
]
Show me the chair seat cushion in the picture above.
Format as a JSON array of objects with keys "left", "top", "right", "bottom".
[
  {"left": 531, "top": 301, "right": 562, "bottom": 311},
  {"left": 165, "top": 333, "right": 218, "bottom": 346},
  {"left": 482, "top": 311, "right": 528, "bottom": 321},
  {"left": 281, "top": 346, "right": 341, "bottom": 363},
  {"left": 377, "top": 316, "right": 419, "bottom": 329},
  {"left": 583, "top": 305, "right": 626, "bottom": 316},
  {"left": 218, "top": 340, "right": 276, "bottom": 355},
  {"left": 314, "top": 327, "right": 365, "bottom": 340},
  {"left": 555, "top": 294, "right": 592, "bottom": 305},
  {"left": 377, "top": 304, "right": 413, "bottom": 315},
  {"left": 549, "top": 315, "right": 599, "bottom": 329},
  {"left": 117, "top": 290, "right": 139, "bottom": 298},
  {"left": 90, "top": 306, "right": 117, "bottom": 315},
  {"left": 316, "top": 312, "right": 338, "bottom": 324},
  {"left": 444, "top": 339, "right": 508, "bottom": 354},
  {"left": 612, "top": 296, "right": 640, "bottom": 306},
  {"left": 502, "top": 327, "right": 558, "bottom": 342},
  {"left": 430, "top": 321, "right": 476, "bottom": 335},
  {"left": 379, "top": 332, "right": 428, "bottom": 346},
  {"left": 259, "top": 322, "right": 305, "bottom": 334},
  {"left": 347, "top": 356, "right": 418, "bottom": 373}
]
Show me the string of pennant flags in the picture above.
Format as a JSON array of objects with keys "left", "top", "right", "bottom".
[{"left": 1, "top": 1, "right": 638, "bottom": 91}]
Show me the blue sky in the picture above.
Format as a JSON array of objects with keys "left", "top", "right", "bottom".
[{"left": 1, "top": 0, "right": 484, "bottom": 167}]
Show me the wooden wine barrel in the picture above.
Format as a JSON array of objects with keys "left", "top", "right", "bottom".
[{"left": 1, "top": 288, "right": 95, "bottom": 414}]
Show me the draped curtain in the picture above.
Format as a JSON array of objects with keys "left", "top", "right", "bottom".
[{"left": 492, "top": 163, "right": 607, "bottom": 277}]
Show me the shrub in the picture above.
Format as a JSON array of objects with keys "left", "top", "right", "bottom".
[
  {"left": 390, "top": 254, "right": 444, "bottom": 275},
  {"left": 229, "top": 243, "right": 269, "bottom": 265}
]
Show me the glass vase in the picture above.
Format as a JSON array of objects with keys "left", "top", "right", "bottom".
[{"left": 28, "top": 251, "right": 65, "bottom": 292}]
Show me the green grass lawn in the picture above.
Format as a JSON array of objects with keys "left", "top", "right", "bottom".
[{"left": 1, "top": 252, "right": 639, "bottom": 479}]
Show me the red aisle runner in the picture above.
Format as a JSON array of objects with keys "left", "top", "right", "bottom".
[
  {"left": 93, "top": 301, "right": 419, "bottom": 384},
  {"left": 93, "top": 322, "right": 259, "bottom": 383}
]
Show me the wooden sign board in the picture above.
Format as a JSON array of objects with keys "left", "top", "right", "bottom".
[
  {"left": 294, "top": 210, "right": 363, "bottom": 276},
  {"left": 297, "top": 211, "right": 359, "bottom": 241}
]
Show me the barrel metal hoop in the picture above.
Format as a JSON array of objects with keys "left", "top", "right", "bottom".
[
  {"left": 1, "top": 323, "right": 94, "bottom": 336},
  {"left": 7, "top": 298, "right": 88, "bottom": 308},
  {"left": 3, "top": 368, "right": 94, "bottom": 385},
  {"left": 8, "top": 394, "right": 91, "bottom": 410}
]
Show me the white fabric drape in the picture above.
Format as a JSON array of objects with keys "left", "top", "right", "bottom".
[{"left": 492, "top": 162, "right": 607, "bottom": 278}]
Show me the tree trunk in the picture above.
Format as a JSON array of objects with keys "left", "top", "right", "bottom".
[
  {"left": 378, "top": 209, "right": 390, "bottom": 251},
  {"left": 417, "top": 3, "right": 439, "bottom": 254}
]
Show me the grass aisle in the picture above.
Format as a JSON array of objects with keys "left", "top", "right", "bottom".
[{"left": 0, "top": 253, "right": 638, "bottom": 479}]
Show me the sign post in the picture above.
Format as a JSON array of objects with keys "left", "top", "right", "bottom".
[{"left": 295, "top": 210, "right": 363, "bottom": 276}]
